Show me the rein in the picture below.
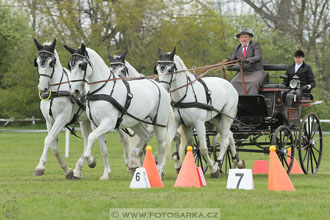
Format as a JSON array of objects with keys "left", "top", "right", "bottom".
[
  {"left": 49, "top": 59, "right": 241, "bottom": 87},
  {"left": 169, "top": 61, "right": 239, "bottom": 93}
]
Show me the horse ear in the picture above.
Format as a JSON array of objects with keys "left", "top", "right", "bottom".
[
  {"left": 120, "top": 50, "right": 128, "bottom": 61},
  {"left": 158, "top": 48, "right": 163, "bottom": 58},
  {"left": 81, "top": 43, "right": 88, "bottom": 56},
  {"left": 64, "top": 45, "right": 75, "bottom": 54},
  {"left": 33, "top": 38, "right": 43, "bottom": 51},
  {"left": 107, "top": 51, "right": 115, "bottom": 63},
  {"left": 169, "top": 47, "right": 176, "bottom": 60},
  {"left": 49, "top": 39, "right": 56, "bottom": 53}
]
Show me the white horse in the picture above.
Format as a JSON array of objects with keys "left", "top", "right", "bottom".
[
  {"left": 108, "top": 51, "right": 184, "bottom": 172},
  {"left": 155, "top": 48, "right": 244, "bottom": 177},
  {"left": 33, "top": 39, "right": 104, "bottom": 179},
  {"left": 64, "top": 44, "right": 174, "bottom": 175}
]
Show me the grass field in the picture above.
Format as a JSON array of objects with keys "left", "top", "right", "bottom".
[{"left": 0, "top": 130, "right": 329, "bottom": 220}]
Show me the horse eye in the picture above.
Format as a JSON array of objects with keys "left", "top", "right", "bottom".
[{"left": 79, "top": 62, "right": 87, "bottom": 70}]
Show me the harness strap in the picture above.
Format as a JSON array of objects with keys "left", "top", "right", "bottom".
[
  {"left": 115, "top": 79, "right": 133, "bottom": 129},
  {"left": 197, "top": 78, "right": 212, "bottom": 104},
  {"left": 86, "top": 94, "right": 166, "bottom": 127},
  {"left": 121, "top": 128, "right": 135, "bottom": 137},
  {"left": 41, "top": 90, "right": 84, "bottom": 138},
  {"left": 172, "top": 101, "right": 245, "bottom": 125},
  {"left": 149, "top": 80, "right": 162, "bottom": 125},
  {"left": 40, "top": 91, "right": 72, "bottom": 99}
]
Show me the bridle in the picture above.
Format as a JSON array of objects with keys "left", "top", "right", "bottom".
[
  {"left": 68, "top": 53, "right": 93, "bottom": 83},
  {"left": 34, "top": 50, "right": 56, "bottom": 79},
  {"left": 156, "top": 60, "right": 177, "bottom": 89},
  {"left": 109, "top": 62, "right": 129, "bottom": 77}
]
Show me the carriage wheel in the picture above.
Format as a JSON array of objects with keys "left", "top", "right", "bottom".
[
  {"left": 298, "top": 112, "right": 323, "bottom": 174},
  {"left": 271, "top": 125, "right": 295, "bottom": 174},
  {"left": 193, "top": 133, "right": 215, "bottom": 174}
]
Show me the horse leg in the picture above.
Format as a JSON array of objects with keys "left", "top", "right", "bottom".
[
  {"left": 153, "top": 126, "right": 170, "bottom": 176},
  {"left": 174, "top": 126, "right": 194, "bottom": 173},
  {"left": 83, "top": 121, "right": 113, "bottom": 171},
  {"left": 194, "top": 121, "right": 219, "bottom": 178},
  {"left": 34, "top": 121, "right": 53, "bottom": 176},
  {"left": 47, "top": 118, "right": 74, "bottom": 179},
  {"left": 127, "top": 124, "right": 151, "bottom": 174},
  {"left": 167, "top": 117, "right": 181, "bottom": 172},
  {"left": 173, "top": 131, "right": 182, "bottom": 172},
  {"left": 97, "top": 134, "right": 111, "bottom": 181},
  {"left": 73, "top": 119, "right": 91, "bottom": 179},
  {"left": 118, "top": 129, "right": 131, "bottom": 166}
]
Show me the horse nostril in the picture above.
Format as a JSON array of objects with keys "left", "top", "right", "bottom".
[
  {"left": 74, "top": 89, "right": 80, "bottom": 95},
  {"left": 44, "top": 88, "right": 48, "bottom": 92}
]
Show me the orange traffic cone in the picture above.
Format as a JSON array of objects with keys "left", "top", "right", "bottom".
[
  {"left": 287, "top": 148, "right": 303, "bottom": 174},
  {"left": 268, "top": 146, "right": 295, "bottom": 191},
  {"left": 253, "top": 160, "right": 269, "bottom": 174},
  {"left": 143, "top": 146, "right": 163, "bottom": 188},
  {"left": 174, "top": 146, "right": 201, "bottom": 187}
]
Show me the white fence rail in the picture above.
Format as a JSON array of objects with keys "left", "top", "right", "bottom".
[{"left": 0, "top": 117, "right": 42, "bottom": 126}]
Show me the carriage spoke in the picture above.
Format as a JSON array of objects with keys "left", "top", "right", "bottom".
[
  {"left": 310, "top": 148, "right": 314, "bottom": 173},
  {"left": 312, "top": 144, "right": 321, "bottom": 154},
  {"left": 302, "top": 148, "right": 308, "bottom": 163},
  {"left": 306, "top": 149, "right": 310, "bottom": 173},
  {"left": 283, "top": 134, "right": 290, "bottom": 147},
  {"left": 310, "top": 123, "right": 319, "bottom": 140},
  {"left": 311, "top": 148, "right": 318, "bottom": 171},
  {"left": 283, "top": 156, "right": 289, "bottom": 168}
]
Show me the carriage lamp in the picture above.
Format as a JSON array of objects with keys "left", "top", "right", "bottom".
[{"left": 289, "top": 75, "right": 300, "bottom": 89}]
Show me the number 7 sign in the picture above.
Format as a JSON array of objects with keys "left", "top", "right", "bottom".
[{"left": 226, "top": 169, "right": 254, "bottom": 190}]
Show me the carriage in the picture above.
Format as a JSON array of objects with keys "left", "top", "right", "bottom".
[{"left": 193, "top": 64, "right": 323, "bottom": 175}]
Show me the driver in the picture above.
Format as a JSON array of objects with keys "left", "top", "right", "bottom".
[{"left": 283, "top": 50, "right": 315, "bottom": 105}]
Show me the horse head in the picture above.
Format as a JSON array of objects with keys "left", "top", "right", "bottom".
[
  {"left": 155, "top": 47, "right": 176, "bottom": 92},
  {"left": 64, "top": 43, "right": 91, "bottom": 97},
  {"left": 108, "top": 50, "right": 129, "bottom": 77},
  {"left": 33, "top": 38, "right": 58, "bottom": 93}
]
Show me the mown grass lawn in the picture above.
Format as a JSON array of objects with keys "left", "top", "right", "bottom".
[{"left": 0, "top": 131, "right": 329, "bottom": 220}]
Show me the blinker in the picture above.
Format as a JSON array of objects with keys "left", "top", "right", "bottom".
[{"left": 34, "top": 58, "right": 38, "bottom": 67}]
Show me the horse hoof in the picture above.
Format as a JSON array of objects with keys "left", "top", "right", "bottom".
[
  {"left": 237, "top": 160, "right": 246, "bottom": 169},
  {"left": 100, "top": 176, "right": 110, "bottom": 181},
  {"left": 33, "top": 169, "right": 45, "bottom": 176},
  {"left": 128, "top": 167, "right": 138, "bottom": 176},
  {"left": 72, "top": 176, "right": 81, "bottom": 180},
  {"left": 65, "top": 169, "right": 74, "bottom": 180},
  {"left": 88, "top": 158, "right": 97, "bottom": 168},
  {"left": 210, "top": 169, "right": 220, "bottom": 178}
]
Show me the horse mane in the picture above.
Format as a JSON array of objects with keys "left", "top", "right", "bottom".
[
  {"left": 86, "top": 48, "right": 108, "bottom": 73},
  {"left": 124, "top": 61, "right": 141, "bottom": 77},
  {"left": 173, "top": 55, "right": 192, "bottom": 77}
]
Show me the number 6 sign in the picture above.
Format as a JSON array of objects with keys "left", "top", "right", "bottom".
[
  {"left": 226, "top": 169, "right": 254, "bottom": 190},
  {"left": 129, "top": 168, "right": 151, "bottom": 189}
]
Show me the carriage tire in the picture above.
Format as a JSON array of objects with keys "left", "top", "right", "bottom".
[
  {"left": 271, "top": 125, "right": 295, "bottom": 174},
  {"left": 298, "top": 112, "right": 323, "bottom": 174}
]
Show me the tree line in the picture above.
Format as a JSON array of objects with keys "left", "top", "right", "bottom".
[{"left": 0, "top": 0, "right": 329, "bottom": 121}]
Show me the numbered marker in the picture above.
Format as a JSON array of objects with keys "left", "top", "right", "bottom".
[
  {"left": 129, "top": 167, "right": 151, "bottom": 189},
  {"left": 226, "top": 169, "right": 254, "bottom": 190}
]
